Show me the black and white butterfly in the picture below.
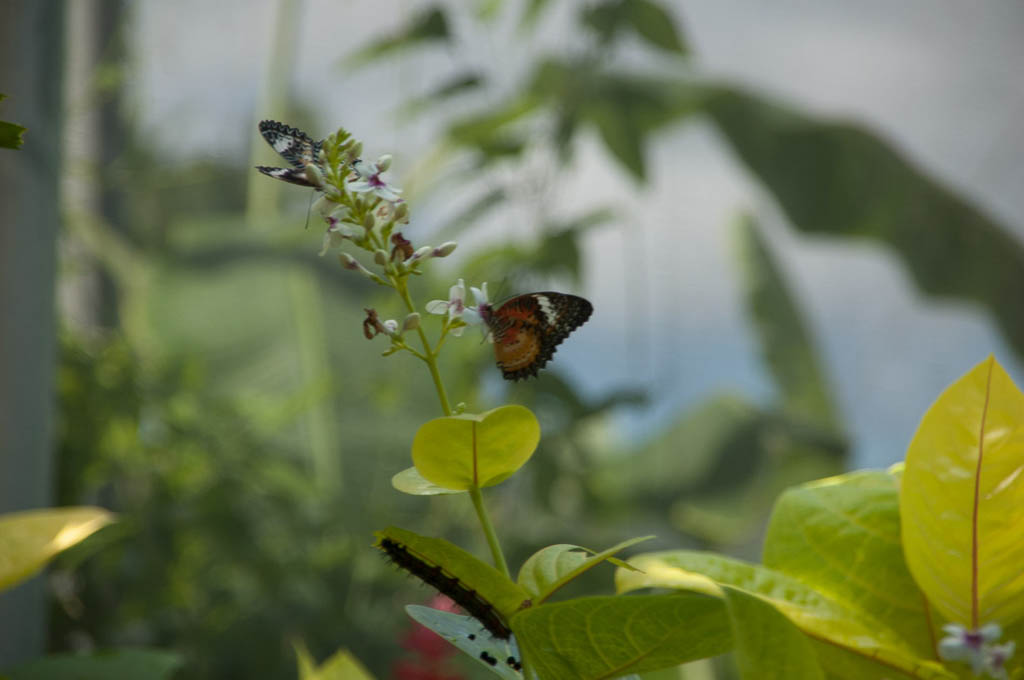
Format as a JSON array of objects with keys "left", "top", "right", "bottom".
[{"left": 255, "top": 120, "right": 324, "bottom": 188}]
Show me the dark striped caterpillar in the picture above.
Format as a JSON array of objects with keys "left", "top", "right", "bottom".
[{"left": 378, "top": 537, "right": 512, "bottom": 639}]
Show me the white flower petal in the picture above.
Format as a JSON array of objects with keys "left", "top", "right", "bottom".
[
  {"left": 449, "top": 280, "right": 466, "bottom": 302},
  {"left": 980, "top": 623, "right": 1003, "bottom": 642},
  {"left": 376, "top": 185, "right": 402, "bottom": 201},
  {"left": 425, "top": 300, "right": 450, "bottom": 314},
  {"left": 471, "top": 282, "right": 489, "bottom": 306}
]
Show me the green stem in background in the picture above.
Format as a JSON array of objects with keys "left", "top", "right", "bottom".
[
  {"left": 468, "top": 484, "right": 511, "bottom": 579},
  {"left": 393, "top": 277, "right": 511, "bottom": 579},
  {"left": 248, "top": 0, "right": 338, "bottom": 491}
]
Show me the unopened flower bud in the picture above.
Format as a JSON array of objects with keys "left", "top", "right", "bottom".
[
  {"left": 394, "top": 202, "right": 409, "bottom": 221},
  {"left": 433, "top": 241, "right": 457, "bottom": 258},
  {"left": 339, "top": 252, "right": 362, "bottom": 271},
  {"left": 375, "top": 154, "right": 392, "bottom": 172},
  {"left": 383, "top": 319, "right": 399, "bottom": 334},
  {"left": 362, "top": 213, "right": 375, "bottom": 229},
  {"left": 303, "top": 163, "right": 326, "bottom": 188},
  {"left": 411, "top": 245, "right": 432, "bottom": 261},
  {"left": 402, "top": 313, "right": 420, "bottom": 331},
  {"left": 349, "top": 142, "right": 363, "bottom": 161},
  {"left": 374, "top": 249, "right": 388, "bottom": 266}
]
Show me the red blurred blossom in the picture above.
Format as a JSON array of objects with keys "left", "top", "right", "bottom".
[{"left": 393, "top": 595, "right": 465, "bottom": 680}]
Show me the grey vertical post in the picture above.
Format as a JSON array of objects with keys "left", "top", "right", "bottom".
[{"left": 0, "top": 0, "right": 66, "bottom": 665}]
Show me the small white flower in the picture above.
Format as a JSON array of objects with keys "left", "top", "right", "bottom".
[
  {"left": 426, "top": 279, "right": 467, "bottom": 328},
  {"left": 939, "top": 623, "right": 1014, "bottom": 679},
  {"left": 426, "top": 279, "right": 488, "bottom": 336},
  {"left": 319, "top": 215, "right": 366, "bottom": 255},
  {"left": 984, "top": 641, "right": 1015, "bottom": 680},
  {"left": 463, "top": 282, "right": 489, "bottom": 327},
  {"left": 348, "top": 157, "right": 402, "bottom": 202}
]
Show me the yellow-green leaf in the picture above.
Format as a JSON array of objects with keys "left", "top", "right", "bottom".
[
  {"left": 763, "top": 469, "right": 933, "bottom": 657},
  {"left": 616, "top": 551, "right": 954, "bottom": 680},
  {"left": 902, "top": 356, "right": 1024, "bottom": 628},
  {"left": 411, "top": 405, "right": 540, "bottom": 490},
  {"left": 391, "top": 466, "right": 465, "bottom": 495},
  {"left": 516, "top": 535, "right": 653, "bottom": 602},
  {"left": 294, "top": 641, "right": 376, "bottom": 680},
  {"left": 721, "top": 585, "right": 824, "bottom": 680},
  {"left": 511, "top": 593, "right": 731, "bottom": 679},
  {"left": 0, "top": 507, "right": 114, "bottom": 592}
]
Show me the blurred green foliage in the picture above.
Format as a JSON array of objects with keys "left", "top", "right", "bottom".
[{"left": 44, "top": 0, "right": 1024, "bottom": 678}]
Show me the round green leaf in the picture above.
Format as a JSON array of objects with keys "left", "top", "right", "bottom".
[{"left": 412, "top": 405, "right": 540, "bottom": 490}]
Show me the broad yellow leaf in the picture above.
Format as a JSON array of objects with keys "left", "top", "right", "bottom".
[
  {"left": 0, "top": 507, "right": 114, "bottom": 592},
  {"left": 902, "top": 356, "right": 1024, "bottom": 627}
]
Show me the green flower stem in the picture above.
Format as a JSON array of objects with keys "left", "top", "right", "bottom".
[
  {"left": 468, "top": 484, "right": 511, "bottom": 580},
  {"left": 394, "top": 278, "right": 452, "bottom": 416},
  {"left": 392, "top": 276, "right": 511, "bottom": 579}
]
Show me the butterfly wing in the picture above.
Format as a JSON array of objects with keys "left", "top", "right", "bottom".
[
  {"left": 255, "top": 165, "right": 320, "bottom": 187},
  {"left": 488, "top": 292, "right": 593, "bottom": 381},
  {"left": 256, "top": 120, "right": 322, "bottom": 188}
]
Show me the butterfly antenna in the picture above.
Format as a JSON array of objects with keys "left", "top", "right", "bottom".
[{"left": 492, "top": 276, "right": 510, "bottom": 303}]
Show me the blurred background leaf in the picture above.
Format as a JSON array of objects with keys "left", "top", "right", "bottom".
[
  {"left": 0, "top": 1, "right": 1015, "bottom": 679},
  {"left": 3, "top": 649, "right": 182, "bottom": 680},
  {"left": 343, "top": 6, "right": 450, "bottom": 68}
]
